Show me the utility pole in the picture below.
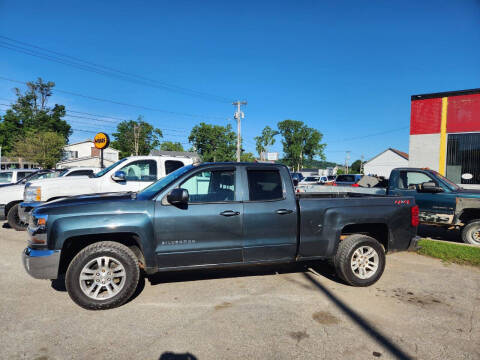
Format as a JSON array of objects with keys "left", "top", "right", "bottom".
[
  {"left": 360, "top": 154, "right": 364, "bottom": 174},
  {"left": 345, "top": 150, "right": 351, "bottom": 174},
  {"left": 233, "top": 100, "right": 247, "bottom": 162}
]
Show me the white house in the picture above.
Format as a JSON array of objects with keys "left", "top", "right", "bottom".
[
  {"left": 363, "top": 148, "right": 409, "bottom": 178},
  {"left": 56, "top": 140, "right": 120, "bottom": 169}
]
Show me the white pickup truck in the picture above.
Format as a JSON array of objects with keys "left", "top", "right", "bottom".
[{"left": 5, "top": 156, "right": 194, "bottom": 230}]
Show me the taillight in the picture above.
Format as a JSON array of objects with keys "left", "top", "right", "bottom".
[
  {"left": 411, "top": 205, "right": 419, "bottom": 227},
  {"left": 352, "top": 183, "right": 359, "bottom": 187},
  {"left": 332, "top": 182, "right": 337, "bottom": 186}
]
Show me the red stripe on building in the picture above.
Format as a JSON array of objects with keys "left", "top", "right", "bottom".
[
  {"left": 410, "top": 98, "right": 442, "bottom": 135},
  {"left": 447, "top": 94, "right": 480, "bottom": 133}
]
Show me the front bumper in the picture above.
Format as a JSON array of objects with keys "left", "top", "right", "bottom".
[
  {"left": 22, "top": 247, "right": 61, "bottom": 279},
  {"left": 407, "top": 236, "right": 421, "bottom": 252},
  {"left": 0, "top": 204, "right": 5, "bottom": 220}
]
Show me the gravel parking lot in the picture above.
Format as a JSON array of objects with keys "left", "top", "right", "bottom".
[{"left": 0, "top": 226, "right": 479, "bottom": 360}]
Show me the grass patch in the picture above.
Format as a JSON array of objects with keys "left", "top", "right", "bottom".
[{"left": 417, "top": 239, "right": 480, "bottom": 267}]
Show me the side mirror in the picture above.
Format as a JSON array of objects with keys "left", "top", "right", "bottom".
[
  {"left": 418, "top": 182, "right": 444, "bottom": 193},
  {"left": 292, "top": 179, "right": 299, "bottom": 187},
  {"left": 167, "top": 188, "right": 189, "bottom": 205},
  {"left": 111, "top": 171, "right": 126, "bottom": 182}
]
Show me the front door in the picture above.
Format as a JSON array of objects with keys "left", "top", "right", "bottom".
[
  {"left": 154, "top": 167, "right": 243, "bottom": 268},
  {"left": 390, "top": 170, "right": 456, "bottom": 224},
  {"left": 102, "top": 159, "right": 158, "bottom": 193}
]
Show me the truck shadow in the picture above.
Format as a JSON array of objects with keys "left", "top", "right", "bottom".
[
  {"left": 418, "top": 224, "right": 462, "bottom": 243},
  {"left": 303, "top": 272, "right": 413, "bottom": 360}
]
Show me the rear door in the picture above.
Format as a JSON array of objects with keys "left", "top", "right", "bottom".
[{"left": 242, "top": 166, "right": 298, "bottom": 262}]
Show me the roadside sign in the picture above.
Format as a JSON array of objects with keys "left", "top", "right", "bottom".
[{"left": 94, "top": 132, "right": 110, "bottom": 150}]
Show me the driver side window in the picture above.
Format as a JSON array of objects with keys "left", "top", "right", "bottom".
[
  {"left": 181, "top": 169, "right": 235, "bottom": 203},
  {"left": 120, "top": 160, "right": 157, "bottom": 181},
  {"left": 399, "top": 171, "right": 436, "bottom": 190}
]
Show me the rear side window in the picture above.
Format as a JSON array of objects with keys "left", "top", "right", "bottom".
[
  {"left": 120, "top": 160, "right": 158, "bottom": 181},
  {"left": 247, "top": 170, "right": 283, "bottom": 201},
  {"left": 165, "top": 160, "right": 185, "bottom": 174}
]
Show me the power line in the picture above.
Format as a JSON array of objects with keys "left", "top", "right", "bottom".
[
  {"left": 0, "top": 35, "right": 233, "bottom": 103},
  {"left": 0, "top": 76, "right": 229, "bottom": 121}
]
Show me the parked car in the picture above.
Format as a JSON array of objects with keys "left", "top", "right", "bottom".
[
  {"left": 335, "top": 174, "right": 363, "bottom": 186},
  {"left": 319, "top": 175, "right": 336, "bottom": 185},
  {"left": 18, "top": 155, "right": 195, "bottom": 229},
  {"left": 299, "top": 176, "right": 320, "bottom": 185},
  {"left": 0, "top": 169, "right": 37, "bottom": 185},
  {"left": 0, "top": 167, "right": 101, "bottom": 230},
  {"left": 22, "top": 162, "right": 418, "bottom": 310}
]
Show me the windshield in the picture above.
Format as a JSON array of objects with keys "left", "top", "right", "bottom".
[
  {"left": 0, "top": 172, "right": 12, "bottom": 183},
  {"left": 137, "top": 164, "right": 194, "bottom": 200},
  {"left": 93, "top": 158, "right": 128, "bottom": 178},
  {"left": 433, "top": 171, "right": 460, "bottom": 191}
]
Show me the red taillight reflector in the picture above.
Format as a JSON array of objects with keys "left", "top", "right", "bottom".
[
  {"left": 352, "top": 183, "right": 359, "bottom": 187},
  {"left": 411, "top": 205, "right": 419, "bottom": 227}
]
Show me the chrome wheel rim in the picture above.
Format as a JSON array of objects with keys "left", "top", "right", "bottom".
[
  {"left": 471, "top": 229, "right": 480, "bottom": 245},
  {"left": 79, "top": 256, "right": 126, "bottom": 300},
  {"left": 351, "top": 246, "right": 379, "bottom": 279}
]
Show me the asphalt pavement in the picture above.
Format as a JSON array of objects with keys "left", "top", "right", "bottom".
[{"left": 0, "top": 227, "right": 479, "bottom": 360}]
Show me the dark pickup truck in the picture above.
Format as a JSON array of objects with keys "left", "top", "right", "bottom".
[{"left": 23, "top": 163, "right": 418, "bottom": 310}]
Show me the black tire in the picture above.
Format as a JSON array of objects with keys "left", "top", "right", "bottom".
[
  {"left": 461, "top": 220, "right": 480, "bottom": 246},
  {"left": 65, "top": 241, "right": 140, "bottom": 310},
  {"left": 334, "top": 234, "right": 386, "bottom": 287},
  {"left": 7, "top": 204, "right": 28, "bottom": 231}
]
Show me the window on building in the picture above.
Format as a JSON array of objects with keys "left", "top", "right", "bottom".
[
  {"left": 120, "top": 160, "right": 158, "bottom": 181},
  {"left": 247, "top": 170, "right": 283, "bottom": 201},
  {"left": 447, "top": 133, "right": 480, "bottom": 184},
  {"left": 181, "top": 169, "right": 235, "bottom": 203},
  {"left": 165, "top": 160, "right": 185, "bottom": 174}
]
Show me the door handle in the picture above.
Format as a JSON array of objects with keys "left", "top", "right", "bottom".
[
  {"left": 220, "top": 210, "right": 240, "bottom": 217},
  {"left": 276, "top": 209, "right": 293, "bottom": 215}
]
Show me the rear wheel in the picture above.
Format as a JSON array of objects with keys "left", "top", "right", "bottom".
[
  {"left": 65, "top": 241, "right": 140, "bottom": 310},
  {"left": 461, "top": 220, "right": 480, "bottom": 246},
  {"left": 7, "top": 204, "right": 28, "bottom": 231},
  {"left": 334, "top": 234, "right": 386, "bottom": 286}
]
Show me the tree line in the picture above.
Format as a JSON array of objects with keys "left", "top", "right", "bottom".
[{"left": 0, "top": 78, "right": 327, "bottom": 170}]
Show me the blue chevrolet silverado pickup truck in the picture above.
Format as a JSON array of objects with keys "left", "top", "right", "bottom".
[{"left": 23, "top": 162, "right": 418, "bottom": 310}]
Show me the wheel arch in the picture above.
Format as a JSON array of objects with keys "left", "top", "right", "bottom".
[
  {"left": 340, "top": 223, "right": 389, "bottom": 252},
  {"left": 58, "top": 233, "right": 145, "bottom": 277}
]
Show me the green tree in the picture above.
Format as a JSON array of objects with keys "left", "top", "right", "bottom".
[
  {"left": 111, "top": 116, "right": 163, "bottom": 158},
  {"left": 188, "top": 122, "right": 236, "bottom": 162},
  {"left": 240, "top": 152, "right": 256, "bottom": 162},
  {"left": 0, "top": 78, "right": 71, "bottom": 154},
  {"left": 160, "top": 141, "right": 184, "bottom": 152},
  {"left": 254, "top": 126, "right": 279, "bottom": 160},
  {"left": 10, "top": 130, "right": 65, "bottom": 168},
  {"left": 350, "top": 159, "right": 362, "bottom": 173},
  {"left": 277, "top": 119, "right": 326, "bottom": 171}
]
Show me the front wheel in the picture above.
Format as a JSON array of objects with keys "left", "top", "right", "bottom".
[
  {"left": 461, "top": 220, "right": 480, "bottom": 246},
  {"left": 65, "top": 241, "right": 140, "bottom": 310},
  {"left": 334, "top": 234, "right": 386, "bottom": 286},
  {"left": 7, "top": 204, "right": 28, "bottom": 231}
]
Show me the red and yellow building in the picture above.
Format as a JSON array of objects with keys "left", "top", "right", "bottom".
[{"left": 409, "top": 88, "right": 480, "bottom": 184}]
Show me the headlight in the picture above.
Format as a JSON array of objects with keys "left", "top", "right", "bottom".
[
  {"left": 24, "top": 185, "right": 41, "bottom": 202},
  {"left": 28, "top": 213, "right": 48, "bottom": 246}
]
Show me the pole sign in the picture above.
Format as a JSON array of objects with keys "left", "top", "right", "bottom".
[
  {"left": 93, "top": 132, "right": 110, "bottom": 169},
  {"left": 94, "top": 132, "right": 110, "bottom": 150}
]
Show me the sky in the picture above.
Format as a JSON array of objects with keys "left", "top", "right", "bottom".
[{"left": 0, "top": 0, "right": 479, "bottom": 164}]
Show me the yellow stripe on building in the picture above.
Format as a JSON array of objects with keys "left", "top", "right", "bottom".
[{"left": 438, "top": 97, "right": 448, "bottom": 175}]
